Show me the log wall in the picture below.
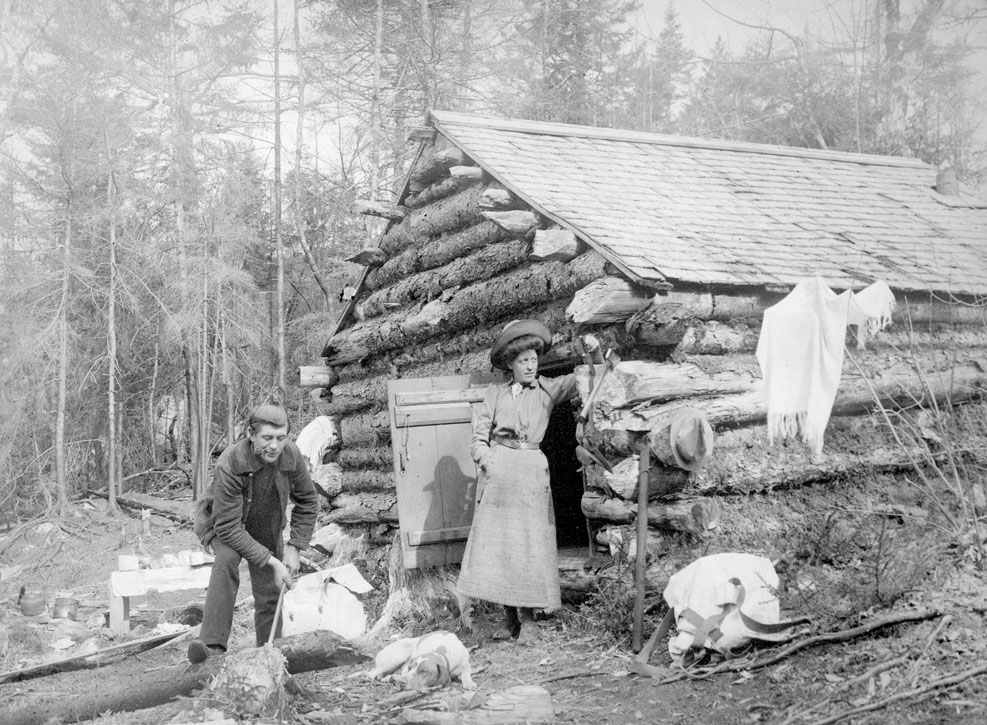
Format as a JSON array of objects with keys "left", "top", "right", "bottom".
[{"left": 318, "top": 133, "right": 987, "bottom": 592}]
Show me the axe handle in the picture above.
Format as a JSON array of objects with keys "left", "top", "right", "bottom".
[
  {"left": 267, "top": 583, "right": 287, "bottom": 647},
  {"left": 578, "top": 349, "right": 617, "bottom": 422}
]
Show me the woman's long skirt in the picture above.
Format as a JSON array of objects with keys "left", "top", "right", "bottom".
[{"left": 456, "top": 445, "right": 561, "bottom": 610}]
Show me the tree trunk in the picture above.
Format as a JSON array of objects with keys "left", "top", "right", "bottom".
[
  {"left": 273, "top": 0, "right": 286, "bottom": 403},
  {"left": 292, "top": 1, "right": 332, "bottom": 309},
  {"left": 3, "top": 632, "right": 368, "bottom": 725},
  {"left": 55, "top": 214, "right": 71, "bottom": 517},
  {"left": 107, "top": 171, "right": 119, "bottom": 513}
]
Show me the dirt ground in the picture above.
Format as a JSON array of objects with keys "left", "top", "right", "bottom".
[{"left": 1, "top": 491, "right": 986, "bottom": 725}]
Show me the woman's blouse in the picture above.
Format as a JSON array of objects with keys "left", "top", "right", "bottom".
[{"left": 470, "top": 375, "right": 578, "bottom": 468}]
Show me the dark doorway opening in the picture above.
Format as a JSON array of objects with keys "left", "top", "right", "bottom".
[{"left": 541, "top": 395, "right": 589, "bottom": 550}]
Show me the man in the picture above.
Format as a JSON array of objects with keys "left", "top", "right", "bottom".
[{"left": 187, "top": 404, "right": 318, "bottom": 663}]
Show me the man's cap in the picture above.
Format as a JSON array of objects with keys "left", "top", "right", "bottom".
[
  {"left": 249, "top": 404, "right": 289, "bottom": 429},
  {"left": 490, "top": 319, "right": 552, "bottom": 371},
  {"left": 668, "top": 407, "right": 714, "bottom": 471}
]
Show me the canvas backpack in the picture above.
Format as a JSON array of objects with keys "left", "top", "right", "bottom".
[{"left": 663, "top": 552, "right": 809, "bottom": 668}]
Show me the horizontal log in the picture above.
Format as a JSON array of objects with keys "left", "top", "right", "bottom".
[
  {"left": 340, "top": 410, "right": 391, "bottom": 448},
  {"left": 589, "top": 455, "right": 691, "bottom": 500},
  {"left": 365, "top": 220, "right": 509, "bottom": 293},
  {"left": 326, "top": 491, "right": 398, "bottom": 524},
  {"left": 323, "top": 252, "right": 608, "bottom": 365},
  {"left": 324, "top": 394, "right": 379, "bottom": 417},
  {"left": 408, "top": 144, "right": 467, "bottom": 189},
  {"left": 336, "top": 444, "right": 392, "bottom": 471},
  {"left": 604, "top": 352, "right": 987, "bottom": 435},
  {"left": 358, "top": 239, "right": 528, "bottom": 320},
  {"left": 531, "top": 228, "right": 584, "bottom": 262},
  {"left": 350, "top": 199, "right": 407, "bottom": 221},
  {"left": 566, "top": 276, "right": 653, "bottom": 325},
  {"left": 331, "top": 301, "right": 572, "bottom": 383},
  {"left": 381, "top": 185, "right": 484, "bottom": 256},
  {"left": 575, "top": 360, "right": 757, "bottom": 411},
  {"left": 403, "top": 176, "right": 473, "bottom": 209},
  {"left": 340, "top": 469, "right": 395, "bottom": 493},
  {"left": 581, "top": 489, "right": 720, "bottom": 536},
  {"left": 297, "top": 365, "right": 339, "bottom": 390},
  {"left": 419, "top": 219, "right": 512, "bottom": 270},
  {"left": 653, "top": 287, "right": 987, "bottom": 325}
]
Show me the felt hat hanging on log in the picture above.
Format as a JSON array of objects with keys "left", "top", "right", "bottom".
[
  {"left": 490, "top": 319, "right": 553, "bottom": 370},
  {"left": 669, "top": 407, "right": 714, "bottom": 471}
]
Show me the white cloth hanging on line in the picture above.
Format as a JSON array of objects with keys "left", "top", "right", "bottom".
[{"left": 755, "top": 278, "right": 895, "bottom": 458}]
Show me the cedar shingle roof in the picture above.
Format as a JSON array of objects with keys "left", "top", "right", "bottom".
[{"left": 430, "top": 111, "right": 987, "bottom": 296}]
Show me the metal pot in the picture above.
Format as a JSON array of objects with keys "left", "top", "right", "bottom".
[
  {"left": 52, "top": 597, "right": 79, "bottom": 620},
  {"left": 18, "top": 585, "right": 46, "bottom": 616}
]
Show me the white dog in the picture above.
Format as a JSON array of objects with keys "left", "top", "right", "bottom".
[{"left": 365, "top": 630, "right": 476, "bottom": 692}]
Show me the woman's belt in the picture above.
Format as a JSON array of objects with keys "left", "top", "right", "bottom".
[{"left": 490, "top": 435, "right": 541, "bottom": 450}]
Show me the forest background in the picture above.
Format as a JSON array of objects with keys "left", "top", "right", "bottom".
[{"left": 0, "top": 0, "right": 985, "bottom": 522}]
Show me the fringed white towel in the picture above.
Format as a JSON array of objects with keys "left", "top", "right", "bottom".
[{"left": 756, "top": 278, "right": 895, "bottom": 457}]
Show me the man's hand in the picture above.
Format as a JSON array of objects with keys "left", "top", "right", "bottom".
[
  {"left": 282, "top": 545, "right": 301, "bottom": 577},
  {"left": 268, "top": 556, "right": 294, "bottom": 591}
]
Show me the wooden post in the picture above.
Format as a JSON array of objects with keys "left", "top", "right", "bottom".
[{"left": 632, "top": 443, "right": 650, "bottom": 653}]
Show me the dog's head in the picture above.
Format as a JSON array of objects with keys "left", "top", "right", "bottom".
[{"left": 399, "top": 651, "right": 451, "bottom": 693}]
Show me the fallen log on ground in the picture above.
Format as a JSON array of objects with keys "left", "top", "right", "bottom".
[
  {"left": 3, "top": 631, "right": 368, "bottom": 725},
  {"left": 630, "top": 607, "right": 941, "bottom": 683}
]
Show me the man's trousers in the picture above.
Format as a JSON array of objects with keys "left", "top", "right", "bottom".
[{"left": 199, "top": 540, "right": 283, "bottom": 649}]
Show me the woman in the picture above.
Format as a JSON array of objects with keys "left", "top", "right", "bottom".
[{"left": 457, "top": 319, "right": 599, "bottom": 644}]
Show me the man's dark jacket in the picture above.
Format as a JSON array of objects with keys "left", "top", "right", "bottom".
[{"left": 202, "top": 437, "right": 318, "bottom": 568}]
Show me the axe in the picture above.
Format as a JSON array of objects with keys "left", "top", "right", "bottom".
[{"left": 578, "top": 348, "right": 620, "bottom": 424}]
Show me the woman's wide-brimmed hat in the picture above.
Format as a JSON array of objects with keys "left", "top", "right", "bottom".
[
  {"left": 668, "top": 407, "right": 714, "bottom": 471},
  {"left": 490, "top": 319, "right": 552, "bottom": 370}
]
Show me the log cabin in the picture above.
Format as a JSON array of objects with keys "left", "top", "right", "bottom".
[{"left": 307, "top": 111, "right": 987, "bottom": 599}]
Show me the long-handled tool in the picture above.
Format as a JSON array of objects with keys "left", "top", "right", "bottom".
[{"left": 266, "top": 583, "right": 287, "bottom": 647}]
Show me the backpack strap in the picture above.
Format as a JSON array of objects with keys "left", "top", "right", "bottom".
[{"left": 679, "top": 578, "right": 810, "bottom": 653}]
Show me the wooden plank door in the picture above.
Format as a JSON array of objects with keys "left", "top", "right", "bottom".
[{"left": 387, "top": 372, "right": 502, "bottom": 569}]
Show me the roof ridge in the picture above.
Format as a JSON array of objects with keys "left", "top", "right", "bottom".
[{"left": 429, "top": 110, "right": 930, "bottom": 170}]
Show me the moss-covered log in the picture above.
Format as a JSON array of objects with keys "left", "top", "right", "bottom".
[
  {"left": 366, "top": 220, "right": 509, "bottom": 293},
  {"left": 379, "top": 185, "right": 485, "bottom": 256},
  {"left": 326, "top": 491, "right": 399, "bottom": 524},
  {"left": 359, "top": 239, "right": 529, "bottom": 319},
  {"left": 408, "top": 144, "right": 467, "bottom": 190},
  {"left": 342, "top": 411, "right": 391, "bottom": 448},
  {"left": 341, "top": 468, "right": 395, "bottom": 493},
  {"left": 324, "top": 251, "right": 608, "bottom": 365},
  {"left": 324, "top": 394, "right": 380, "bottom": 417},
  {"left": 404, "top": 176, "right": 473, "bottom": 209},
  {"left": 332, "top": 301, "right": 573, "bottom": 384},
  {"left": 336, "top": 444, "right": 393, "bottom": 471}
]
